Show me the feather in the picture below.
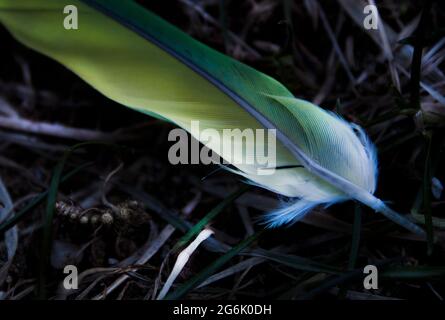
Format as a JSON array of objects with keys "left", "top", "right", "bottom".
[{"left": 0, "top": 0, "right": 425, "bottom": 235}]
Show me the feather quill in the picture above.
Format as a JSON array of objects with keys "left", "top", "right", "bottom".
[{"left": 0, "top": 0, "right": 425, "bottom": 235}]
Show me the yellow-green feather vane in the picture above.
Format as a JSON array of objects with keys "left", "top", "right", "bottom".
[{"left": 0, "top": 0, "right": 425, "bottom": 235}]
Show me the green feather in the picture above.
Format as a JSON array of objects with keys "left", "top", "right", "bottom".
[{"left": 0, "top": 0, "right": 425, "bottom": 235}]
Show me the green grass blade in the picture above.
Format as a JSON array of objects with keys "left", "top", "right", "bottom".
[
  {"left": 348, "top": 204, "right": 362, "bottom": 270},
  {"left": 38, "top": 141, "right": 122, "bottom": 299},
  {"left": 382, "top": 266, "right": 445, "bottom": 279},
  {"left": 302, "top": 259, "right": 395, "bottom": 299},
  {"left": 411, "top": 131, "right": 445, "bottom": 230},
  {"left": 337, "top": 203, "right": 362, "bottom": 298},
  {"left": 250, "top": 249, "right": 341, "bottom": 275},
  {"left": 173, "top": 185, "right": 250, "bottom": 251},
  {"left": 0, "top": 162, "right": 93, "bottom": 235},
  {"left": 121, "top": 185, "right": 340, "bottom": 276}
]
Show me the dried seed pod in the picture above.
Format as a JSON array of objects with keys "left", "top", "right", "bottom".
[
  {"left": 101, "top": 212, "right": 114, "bottom": 225},
  {"left": 127, "top": 200, "right": 139, "bottom": 209},
  {"left": 118, "top": 207, "right": 130, "bottom": 220},
  {"left": 79, "top": 216, "right": 89, "bottom": 224},
  {"left": 90, "top": 215, "right": 100, "bottom": 225},
  {"left": 55, "top": 201, "right": 70, "bottom": 216},
  {"left": 56, "top": 201, "right": 82, "bottom": 217}
]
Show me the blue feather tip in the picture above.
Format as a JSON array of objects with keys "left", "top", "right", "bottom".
[{"left": 262, "top": 197, "right": 346, "bottom": 228}]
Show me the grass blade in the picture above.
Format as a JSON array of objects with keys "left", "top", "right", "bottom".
[
  {"left": 249, "top": 249, "right": 341, "bottom": 274},
  {"left": 0, "top": 162, "right": 93, "bottom": 235},
  {"left": 38, "top": 141, "right": 122, "bottom": 299},
  {"left": 422, "top": 132, "right": 434, "bottom": 255},
  {"left": 348, "top": 204, "right": 362, "bottom": 269},
  {"left": 302, "top": 259, "right": 396, "bottom": 299},
  {"left": 164, "top": 230, "right": 263, "bottom": 300},
  {"left": 382, "top": 266, "right": 445, "bottom": 279},
  {"left": 337, "top": 203, "right": 362, "bottom": 298},
  {"left": 173, "top": 185, "right": 250, "bottom": 251}
]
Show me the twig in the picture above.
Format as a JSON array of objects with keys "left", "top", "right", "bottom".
[
  {"left": 101, "top": 162, "right": 124, "bottom": 213},
  {"left": 0, "top": 131, "right": 69, "bottom": 151},
  {"left": 0, "top": 115, "right": 115, "bottom": 141}
]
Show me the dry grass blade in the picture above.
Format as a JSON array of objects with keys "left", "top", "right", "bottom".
[
  {"left": 197, "top": 257, "right": 264, "bottom": 289},
  {"left": 329, "top": 287, "right": 401, "bottom": 300},
  {"left": 0, "top": 177, "right": 18, "bottom": 287},
  {"left": 56, "top": 267, "right": 119, "bottom": 300},
  {"left": 93, "top": 224, "right": 176, "bottom": 300},
  {"left": 0, "top": 96, "right": 18, "bottom": 118},
  {"left": 317, "top": 1, "right": 357, "bottom": 87},
  {"left": 369, "top": 0, "right": 401, "bottom": 92},
  {"left": 157, "top": 229, "right": 214, "bottom": 300}
]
